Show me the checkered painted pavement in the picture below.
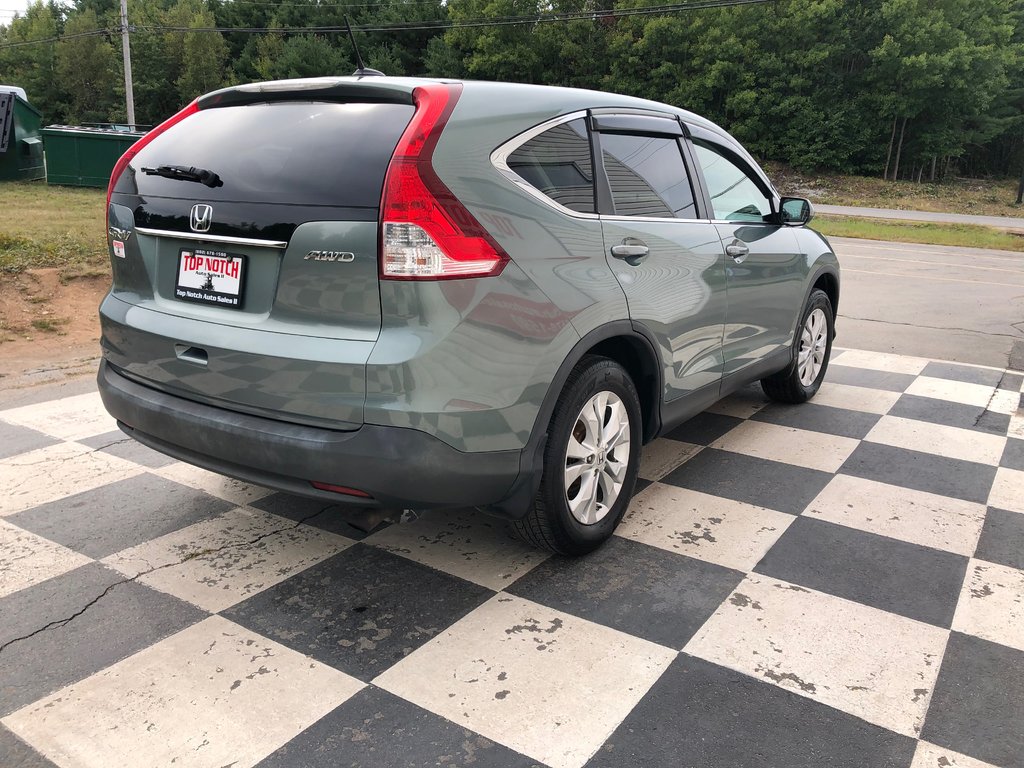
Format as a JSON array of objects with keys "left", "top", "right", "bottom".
[{"left": 1, "top": 348, "right": 1023, "bottom": 768}]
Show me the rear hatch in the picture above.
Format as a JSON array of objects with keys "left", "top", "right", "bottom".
[{"left": 103, "top": 85, "right": 415, "bottom": 428}]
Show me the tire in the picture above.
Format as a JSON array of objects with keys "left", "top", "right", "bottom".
[
  {"left": 511, "top": 355, "right": 642, "bottom": 556},
  {"left": 761, "top": 288, "right": 834, "bottom": 404}
]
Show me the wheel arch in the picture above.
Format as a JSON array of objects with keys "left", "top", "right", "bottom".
[{"left": 484, "top": 320, "right": 662, "bottom": 520}]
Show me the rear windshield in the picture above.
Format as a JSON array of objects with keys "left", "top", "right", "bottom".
[{"left": 128, "top": 101, "right": 414, "bottom": 207}]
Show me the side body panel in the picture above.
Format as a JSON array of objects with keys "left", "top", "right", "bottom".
[
  {"left": 715, "top": 221, "right": 807, "bottom": 375},
  {"left": 600, "top": 217, "right": 727, "bottom": 401}
]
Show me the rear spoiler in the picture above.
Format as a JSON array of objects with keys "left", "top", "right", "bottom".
[{"left": 197, "top": 78, "right": 422, "bottom": 110}]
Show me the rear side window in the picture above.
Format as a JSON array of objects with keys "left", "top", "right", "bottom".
[
  {"left": 127, "top": 102, "right": 414, "bottom": 207},
  {"left": 600, "top": 133, "right": 697, "bottom": 219},
  {"left": 507, "top": 119, "right": 595, "bottom": 214}
]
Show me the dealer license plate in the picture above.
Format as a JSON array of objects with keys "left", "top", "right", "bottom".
[{"left": 174, "top": 248, "right": 246, "bottom": 309}]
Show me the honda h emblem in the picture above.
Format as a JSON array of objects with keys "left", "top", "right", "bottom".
[{"left": 189, "top": 204, "right": 213, "bottom": 233}]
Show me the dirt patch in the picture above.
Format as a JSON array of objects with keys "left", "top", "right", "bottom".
[{"left": 0, "top": 269, "right": 108, "bottom": 390}]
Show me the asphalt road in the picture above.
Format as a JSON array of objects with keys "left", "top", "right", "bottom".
[
  {"left": 831, "top": 236, "right": 1024, "bottom": 370},
  {"left": 817, "top": 204, "right": 1024, "bottom": 229}
]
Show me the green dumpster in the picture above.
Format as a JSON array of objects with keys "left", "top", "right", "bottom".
[
  {"left": 0, "top": 86, "right": 45, "bottom": 181},
  {"left": 41, "top": 125, "right": 146, "bottom": 188}
]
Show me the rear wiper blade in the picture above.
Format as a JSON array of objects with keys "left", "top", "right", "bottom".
[{"left": 141, "top": 164, "right": 223, "bottom": 188}]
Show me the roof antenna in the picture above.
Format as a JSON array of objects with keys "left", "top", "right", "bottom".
[{"left": 345, "top": 17, "right": 385, "bottom": 77}]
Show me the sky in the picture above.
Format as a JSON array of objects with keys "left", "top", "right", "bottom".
[{"left": 0, "top": 0, "right": 68, "bottom": 26}]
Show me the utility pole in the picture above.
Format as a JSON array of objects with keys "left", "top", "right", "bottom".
[{"left": 119, "top": 0, "right": 136, "bottom": 128}]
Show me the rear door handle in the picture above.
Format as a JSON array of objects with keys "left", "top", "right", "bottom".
[
  {"left": 610, "top": 240, "right": 649, "bottom": 265},
  {"left": 726, "top": 242, "right": 749, "bottom": 262}
]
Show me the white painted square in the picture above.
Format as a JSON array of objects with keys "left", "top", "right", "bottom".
[
  {"left": 988, "top": 467, "right": 1024, "bottom": 514},
  {"left": 639, "top": 438, "right": 702, "bottom": 481},
  {"left": 831, "top": 349, "right": 929, "bottom": 375},
  {"left": 102, "top": 506, "right": 353, "bottom": 612},
  {"left": 906, "top": 377, "right": 996, "bottom": 409},
  {"left": 1010, "top": 410, "right": 1024, "bottom": 440},
  {"left": 684, "top": 574, "right": 949, "bottom": 738},
  {"left": 952, "top": 559, "right": 1024, "bottom": 653},
  {"left": 0, "top": 520, "right": 93, "bottom": 598},
  {"left": 365, "top": 508, "right": 549, "bottom": 591},
  {"left": 0, "top": 443, "right": 142, "bottom": 517},
  {"left": 0, "top": 392, "right": 116, "bottom": 441},
  {"left": 911, "top": 741, "right": 999, "bottom": 768},
  {"left": 710, "top": 420, "right": 859, "bottom": 473},
  {"left": 617, "top": 484, "right": 794, "bottom": 571},
  {"left": 152, "top": 462, "right": 272, "bottom": 506},
  {"left": 804, "top": 475, "right": 986, "bottom": 556},
  {"left": 989, "top": 387, "right": 1021, "bottom": 416},
  {"left": 2, "top": 615, "right": 363, "bottom": 768},
  {"left": 374, "top": 593, "right": 676, "bottom": 768},
  {"left": 809, "top": 382, "right": 902, "bottom": 415},
  {"left": 864, "top": 416, "right": 1006, "bottom": 466}
]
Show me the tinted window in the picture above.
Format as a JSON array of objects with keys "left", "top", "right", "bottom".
[
  {"left": 507, "top": 119, "right": 595, "bottom": 214},
  {"left": 600, "top": 133, "right": 697, "bottom": 219},
  {"left": 693, "top": 140, "right": 772, "bottom": 222},
  {"left": 127, "top": 102, "right": 414, "bottom": 207}
]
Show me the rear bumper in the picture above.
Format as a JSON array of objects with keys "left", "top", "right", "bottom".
[{"left": 98, "top": 360, "right": 529, "bottom": 512}]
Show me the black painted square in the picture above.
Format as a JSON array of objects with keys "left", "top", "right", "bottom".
[
  {"left": 840, "top": 442, "right": 996, "bottom": 504},
  {"left": 974, "top": 507, "right": 1024, "bottom": 571},
  {"left": 754, "top": 517, "right": 967, "bottom": 626},
  {"left": 661, "top": 448, "right": 833, "bottom": 514},
  {"left": 752, "top": 402, "right": 881, "bottom": 439},
  {"left": 663, "top": 411, "right": 745, "bottom": 446},
  {"left": 1001, "top": 438, "right": 1024, "bottom": 471},
  {"left": 256, "top": 686, "right": 538, "bottom": 768},
  {"left": 587, "top": 654, "right": 916, "bottom": 768},
  {"left": 826, "top": 366, "right": 917, "bottom": 392},
  {"left": 0, "top": 562, "right": 206, "bottom": 717},
  {"left": 8, "top": 473, "right": 232, "bottom": 559},
  {"left": 77, "top": 429, "right": 177, "bottom": 468},
  {"left": 508, "top": 536, "right": 743, "bottom": 649},
  {"left": 889, "top": 394, "right": 1009, "bottom": 435},
  {"left": 251, "top": 493, "right": 392, "bottom": 539},
  {"left": 921, "top": 632, "right": 1024, "bottom": 768},
  {"left": 997, "top": 371, "right": 1023, "bottom": 392},
  {"left": 921, "top": 361, "right": 1003, "bottom": 388},
  {"left": 223, "top": 544, "right": 492, "bottom": 681},
  {"left": 0, "top": 423, "right": 58, "bottom": 461}
]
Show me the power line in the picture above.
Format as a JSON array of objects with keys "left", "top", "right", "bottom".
[
  {"left": 0, "top": 0, "right": 773, "bottom": 49},
  {"left": 148, "top": 0, "right": 773, "bottom": 33},
  {"left": 0, "top": 27, "right": 112, "bottom": 48}
]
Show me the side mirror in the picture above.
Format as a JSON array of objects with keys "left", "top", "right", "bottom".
[{"left": 779, "top": 197, "right": 814, "bottom": 226}]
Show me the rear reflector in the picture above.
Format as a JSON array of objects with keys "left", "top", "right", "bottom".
[
  {"left": 380, "top": 83, "right": 509, "bottom": 280},
  {"left": 310, "top": 481, "right": 373, "bottom": 498}
]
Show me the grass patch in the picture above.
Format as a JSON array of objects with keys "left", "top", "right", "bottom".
[
  {"left": 768, "top": 163, "right": 1023, "bottom": 220},
  {"left": 813, "top": 215, "right": 1024, "bottom": 252},
  {"left": 30, "top": 317, "right": 69, "bottom": 333},
  {"left": 0, "top": 181, "right": 109, "bottom": 275}
]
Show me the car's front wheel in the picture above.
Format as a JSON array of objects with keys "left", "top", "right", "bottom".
[
  {"left": 761, "top": 288, "right": 834, "bottom": 403},
  {"left": 512, "top": 355, "right": 641, "bottom": 556}
]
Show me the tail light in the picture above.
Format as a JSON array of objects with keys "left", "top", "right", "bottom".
[
  {"left": 380, "top": 83, "right": 509, "bottom": 280},
  {"left": 105, "top": 99, "right": 200, "bottom": 225}
]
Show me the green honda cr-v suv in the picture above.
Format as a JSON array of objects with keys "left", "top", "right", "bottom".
[{"left": 99, "top": 77, "right": 838, "bottom": 555}]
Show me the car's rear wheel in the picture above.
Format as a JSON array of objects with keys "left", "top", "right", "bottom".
[
  {"left": 761, "top": 288, "right": 834, "bottom": 404},
  {"left": 511, "top": 356, "right": 641, "bottom": 556}
]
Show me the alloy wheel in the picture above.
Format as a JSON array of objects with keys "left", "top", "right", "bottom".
[{"left": 563, "top": 390, "right": 631, "bottom": 525}]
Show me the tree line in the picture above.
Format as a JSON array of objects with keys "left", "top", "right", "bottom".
[{"left": 1, "top": 0, "right": 1022, "bottom": 185}]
